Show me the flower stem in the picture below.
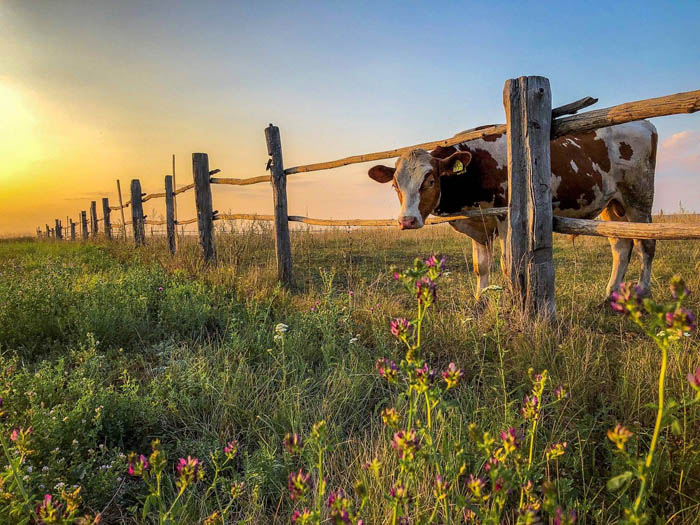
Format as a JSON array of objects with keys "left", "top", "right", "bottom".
[
  {"left": 0, "top": 434, "right": 37, "bottom": 523},
  {"left": 633, "top": 342, "right": 668, "bottom": 514}
]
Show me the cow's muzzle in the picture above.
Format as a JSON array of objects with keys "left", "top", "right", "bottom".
[{"left": 398, "top": 216, "right": 420, "bottom": 230}]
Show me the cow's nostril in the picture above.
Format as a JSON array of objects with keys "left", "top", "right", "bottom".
[{"left": 398, "top": 216, "right": 419, "bottom": 229}]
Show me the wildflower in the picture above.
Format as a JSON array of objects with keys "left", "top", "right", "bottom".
[
  {"left": 554, "top": 507, "right": 578, "bottom": 525},
  {"left": 390, "top": 317, "right": 412, "bottom": 340},
  {"left": 688, "top": 367, "right": 700, "bottom": 391},
  {"left": 391, "top": 429, "right": 420, "bottom": 461},
  {"left": 204, "top": 511, "right": 223, "bottom": 525},
  {"left": 127, "top": 453, "right": 149, "bottom": 477},
  {"left": 10, "top": 427, "right": 33, "bottom": 455},
  {"left": 522, "top": 395, "right": 539, "bottom": 420},
  {"left": 392, "top": 270, "right": 401, "bottom": 280},
  {"left": 607, "top": 424, "right": 634, "bottom": 451},
  {"left": 381, "top": 407, "right": 400, "bottom": 427},
  {"left": 389, "top": 484, "right": 408, "bottom": 503},
  {"left": 311, "top": 420, "right": 327, "bottom": 442},
  {"left": 376, "top": 358, "right": 398, "bottom": 383},
  {"left": 157, "top": 286, "right": 164, "bottom": 292},
  {"left": 500, "top": 427, "right": 519, "bottom": 454},
  {"left": 466, "top": 474, "right": 487, "bottom": 502},
  {"left": 670, "top": 275, "right": 690, "bottom": 300},
  {"left": 442, "top": 362, "right": 464, "bottom": 389},
  {"left": 230, "top": 481, "right": 245, "bottom": 499},
  {"left": 434, "top": 474, "right": 449, "bottom": 500},
  {"left": 149, "top": 439, "right": 167, "bottom": 476},
  {"left": 665, "top": 307, "right": 696, "bottom": 336},
  {"left": 61, "top": 486, "right": 82, "bottom": 516},
  {"left": 610, "top": 282, "right": 643, "bottom": 319},
  {"left": 412, "top": 363, "right": 436, "bottom": 393},
  {"left": 554, "top": 385, "right": 568, "bottom": 400},
  {"left": 176, "top": 456, "right": 204, "bottom": 489},
  {"left": 519, "top": 505, "right": 540, "bottom": 524},
  {"left": 545, "top": 442, "right": 567, "bottom": 461},
  {"left": 291, "top": 509, "right": 314, "bottom": 524},
  {"left": 424, "top": 254, "right": 445, "bottom": 268},
  {"left": 36, "top": 494, "right": 63, "bottom": 523},
  {"left": 349, "top": 290, "right": 354, "bottom": 297},
  {"left": 327, "top": 488, "right": 356, "bottom": 524},
  {"left": 415, "top": 276, "right": 437, "bottom": 305},
  {"left": 288, "top": 469, "right": 311, "bottom": 500},
  {"left": 484, "top": 455, "right": 499, "bottom": 472},
  {"left": 283, "top": 433, "right": 303, "bottom": 455},
  {"left": 224, "top": 440, "right": 239, "bottom": 460},
  {"left": 362, "top": 458, "right": 381, "bottom": 475},
  {"left": 349, "top": 337, "right": 359, "bottom": 344},
  {"left": 464, "top": 509, "right": 478, "bottom": 522}
]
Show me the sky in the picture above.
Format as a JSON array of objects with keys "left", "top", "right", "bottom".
[{"left": 1, "top": 0, "right": 698, "bottom": 235}]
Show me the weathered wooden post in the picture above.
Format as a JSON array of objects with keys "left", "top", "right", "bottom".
[
  {"left": 116, "top": 180, "right": 127, "bottom": 240},
  {"left": 192, "top": 153, "right": 216, "bottom": 262},
  {"left": 503, "top": 76, "right": 555, "bottom": 318},
  {"left": 81, "top": 212, "right": 88, "bottom": 240},
  {"left": 165, "top": 175, "right": 176, "bottom": 254},
  {"left": 70, "top": 219, "right": 76, "bottom": 241},
  {"left": 90, "top": 201, "right": 98, "bottom": 237},
  {"left": 130, "top": 179, "right": 146, "bottom": 245},
  {"left": 45, "top": 224, "right": 50, "bottom": 238},
  {"left": 102, "top": 198, "right": 112, "bottom": 239},
  {"left": 55, "top": 219, "right": 62, "bottom": 240},
  {"left": 265, "top": 124, "right": 293, "bottom": 286}
]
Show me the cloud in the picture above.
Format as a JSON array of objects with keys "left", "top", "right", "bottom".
[{"left": 657, "top": 130, "right": 700, "bottom": 174}]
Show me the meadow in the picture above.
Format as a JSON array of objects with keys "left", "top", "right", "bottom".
[{"left": 0, "top": 217, "right": 698, "bottom": 524}]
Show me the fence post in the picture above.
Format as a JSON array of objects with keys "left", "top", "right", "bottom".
[
  {"left": 265, "top": 124, "right": 293, "bottom": 286},
  {"left": 165, "top": 175, "right": 176, "bottom": 255},
  {"left": 90, "top": 201, "right": 98, "bottom": 237},
  {"left": 45, "top": 224, "right": 50, "bottom": 238},
  {"left": 192, "top": 153, "right": 216, "bottom": 262},
  {"left": 102, "top": 198, "right": 112, "bottom": 240},
  {"left": 503, "top": 76, "right": 555, "bottom": 318},
  {"left": 116, "top": 180, "right": 127, "bottom": 240},
  {"left": 130, "top": 179, "right": 146, "bottom": 245},
  {"left": 70, "top": 219, "right": 76, "bottom": 241},
  {"left": 81, "top": 211, "right": 88, "bottom": 240},
  {"left": 55, "top": 219, "right": 62, "bottom": 240}
]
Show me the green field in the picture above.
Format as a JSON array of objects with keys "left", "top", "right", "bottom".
[{"left": 0, "top": 221, "right": 698, "bottom": 523}]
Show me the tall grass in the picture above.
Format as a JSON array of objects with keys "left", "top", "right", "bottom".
[{"left": 0, "top": 217, "right": 698, "bottom": 523}]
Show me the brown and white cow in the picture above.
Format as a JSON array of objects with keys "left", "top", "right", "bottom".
[{"left": 368, "top": 120, "right": 658, "bottom": 299}]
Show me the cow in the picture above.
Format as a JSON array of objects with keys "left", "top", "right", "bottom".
[{"left": 368, "top": 120, "right": 658, "bottom": 299}]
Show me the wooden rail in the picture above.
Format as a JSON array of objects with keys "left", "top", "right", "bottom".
[
  {"left": 284, "top": 90, "right": 699, "bottom": 175},
  {"left": 210, "top": 175, "right": 271, "bottom": 186}
]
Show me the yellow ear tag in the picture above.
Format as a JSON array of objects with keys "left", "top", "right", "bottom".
[{"left": 452, "top": 159, "right": 464, "bottom": 174}]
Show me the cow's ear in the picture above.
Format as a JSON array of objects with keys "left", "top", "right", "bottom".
[
  {"left": 436, "top": 151, "right": 472, "bottom": 176},
  {"left": 368, "top": 165, "right": 395, "bottom": 183}
]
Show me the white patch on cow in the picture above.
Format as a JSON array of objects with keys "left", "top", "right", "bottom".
[
  {"left": 570, "top": 160, "right": 578, "bottom": 173},
  {"left": 567, "top": 138, "right": 581, "bottom": 149},
  {"left": 392, "top": 149, "right": 434, "bottom": 227},
  {"left": 465, "top": 136, "right": 507, "bottom": 171}
]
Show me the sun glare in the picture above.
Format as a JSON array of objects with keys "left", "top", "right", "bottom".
[{"left": 0, "top": 82, "right": 42, "bottom": 184}]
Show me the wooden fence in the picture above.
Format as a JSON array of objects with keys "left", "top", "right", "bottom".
[{"left": 36, "top": 76, "right": 700, "bottom": 319}]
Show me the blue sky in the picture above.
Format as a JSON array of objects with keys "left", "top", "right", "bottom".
[{"left": 1, "top": 1, "right": 699, "bottom": 233}]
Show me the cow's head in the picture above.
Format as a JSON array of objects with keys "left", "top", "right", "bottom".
[{"left": 368, "top": 148, "right": 472, "bottom": 229}]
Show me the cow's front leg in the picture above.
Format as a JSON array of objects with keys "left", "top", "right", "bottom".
[{"left": 472, "top": 239, "right": 492, "bottom": 299}]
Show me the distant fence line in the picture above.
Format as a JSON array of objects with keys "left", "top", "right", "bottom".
[{"left": 37, "top": 78, "right": 700, "bottom": 320}]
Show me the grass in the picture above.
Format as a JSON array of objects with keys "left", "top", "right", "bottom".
[{"left": 0, "top": 217, "right": 699, "bottom": 523}]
